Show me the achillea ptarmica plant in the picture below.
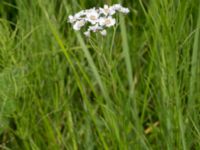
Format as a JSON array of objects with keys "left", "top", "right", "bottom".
[{"left": 68, "top": 4, "right": 130, "bottom": 37}]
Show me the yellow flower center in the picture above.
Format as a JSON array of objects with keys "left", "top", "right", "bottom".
[
  {"left": 104, "top": 8, "right": 109, "bottom": 14},
  {"left": 90, "top": 15, "right": 97, "bottom": 20},
  {"left": 105, "top": 19, "right": 111, "bottom": 25}
]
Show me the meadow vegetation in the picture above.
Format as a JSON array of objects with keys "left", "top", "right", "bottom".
[{"left": 0, "top": 0, "right": 200, "bottom": 149}]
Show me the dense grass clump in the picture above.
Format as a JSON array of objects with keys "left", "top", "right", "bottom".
[{"left": 0, "top": 0, "right": 200, "bottom": 149}]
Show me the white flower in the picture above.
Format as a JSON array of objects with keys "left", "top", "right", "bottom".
[
  {"left": 68, "top": 11, "right": 86, "bottom": 23},
  {"left": 73, "top": 20, "right": 85, "bottom": 31},
  {"left": 68, "top": 4, "right": 129, "bottom": 36},
  {"left": 68, "top": 15, "right": 76, "bottom": 23},
  {"left": 74, "top": 10, "right": 85, "bottom": 19},
  {"left": 89, "top": 24, "right": 103, "bottom": 32},
  {"left": 86, "top": 9, "right": 99, "bottom": 24},
  {"left": 112, "top": 4, "right": 123, "bottom": 11},
  {"left": 99, "top": 16, "right": 116, "bottom": 27},
  {"left": 84, "top": 30, "right": 90, "bottom": 37},
  {"left": 112, "top": 4, "right": 130, "bottom": 14},
  {"left": 99, "top": 5, "right": 116, "bottom": 16},
  {"left": 119, "top": 8, "right": 130, "bottom": 14},
  {"left": 100, "top": 30, "right": 107, "bottom": 36}
]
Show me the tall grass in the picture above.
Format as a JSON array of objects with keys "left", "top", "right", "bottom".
[{"left": 0, "top": 0, "right": 200, "bottom": 149}]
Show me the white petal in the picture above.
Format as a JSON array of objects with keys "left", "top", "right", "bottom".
[
  {"left": 74, "top": 10, "right": 86, "bottom": 19},
  {"left": 99, "top": 17, "right": 106, "bottom": 26},
  {"left": 68, "top": 15, "right": 75, "bottom": 23},
  {"left": 84, "top": 31, "right": 90, "bottom": 37},
  {"left": 109, "top": 9, "right": 116, "bottom": 15},
  {"left": 99, "top": 5, "right": 116, "bottom": 16},
  {"left": 120, "top": 8, "right": 130, "bottom": 14},
  {"left": 100, "top": 30, "right": 107, "bottom": 36},
  {"left": 68, "top": 15, "right": 73, "bottom": 20},
  {"left": 73, "top": 24, "right": 80, "bottom": 30},
  {"left": 73, "top": 20, "right": 85, "bottom": 31},
  {"left": 104, "top": 5, "right": 109, "bottom": 9},
  {"left": 112, "top": 4, "right": 123, "bottom": 11},
  {"left": 89, "top": 24, "right": 102, "bottom": 32}
]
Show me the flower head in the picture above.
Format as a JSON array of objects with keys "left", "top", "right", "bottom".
[
  {"left": 99, "top": 16, "right": 116, "bottom": 27},
  {"left": 68, "top": 4, "right": 129, "bottom": 37},
  {"left": 73, "top": 20, "right": 85, "bottom": 30},
  {"left": 112, "top": 4, "right": 123, "bottom": 11},
  {"left": 100, "top": 30, "right": 107, "bottom": 36},
  {"left": 89, "top": 24, "right": 103, "bottom": 32},
  {"left": 119, "top": 8, "right": 130, "bottom": 14},
  {"left": 86, "top": 9, "right": 100, "bottom": 24},
  {"left": 99, "top": 5, "right": 116, "bottom": 16},
  {"left": 112, "top": 4, "right": 130, "bottom": 14},
  {"left": 74, "top": 10, "right": 85, "bottom": 19},
  {"left": 68, "top": 15, "right": 75, "bottom": 23},
  {"left": 84, "top": 30, "right": 90, "bottom": 37}
]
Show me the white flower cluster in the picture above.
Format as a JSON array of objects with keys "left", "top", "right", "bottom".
[{"left": 68, "top": 4, "right": 130, "bottom": 37}]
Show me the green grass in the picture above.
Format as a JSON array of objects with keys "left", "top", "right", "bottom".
[{"left": 0, "top": 0, "right": 200, "bottom": 149}]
